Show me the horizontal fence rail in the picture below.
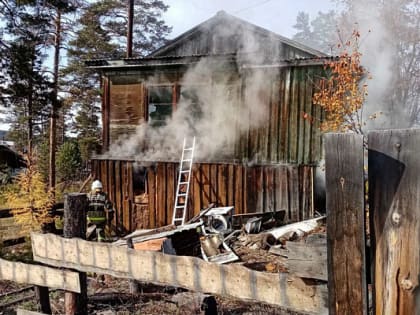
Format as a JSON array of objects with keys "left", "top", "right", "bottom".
[
  {"left": 31, "top": 232, "right": 328, "bottom": 314},
  {"left": 0, "top": 258, "right": 81, "bottom": 293}
]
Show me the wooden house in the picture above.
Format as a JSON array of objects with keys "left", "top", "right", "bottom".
[{"left": 86, "top": 11, "right": 328, "bottom": 234}]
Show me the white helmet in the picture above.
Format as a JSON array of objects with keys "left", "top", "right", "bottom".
[{"left": 91, "top": 180, "right": 103, "bottom": 191}]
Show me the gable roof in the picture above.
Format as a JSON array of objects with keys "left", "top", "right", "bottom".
[{"left": 148, "top": 11, "right": 327, "bottom": 59}]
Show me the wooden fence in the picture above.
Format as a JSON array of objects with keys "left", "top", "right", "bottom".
[
  {"left": 325, "top": 129, "right": 420, "bottom": 315},
  {"left": 31, "top": 232, "right": 328, "bottom": 314},
  {"left": 0, "top": 257, "right": 80, "bottom": 292}
]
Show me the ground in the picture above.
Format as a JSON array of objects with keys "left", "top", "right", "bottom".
[{"left": 0, "top": 278, "right": 305, "bottom": 315}]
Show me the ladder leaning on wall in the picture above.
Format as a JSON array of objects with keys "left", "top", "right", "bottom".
[{"left": 172, "top": 137, "right": 196, "bottom": 226}]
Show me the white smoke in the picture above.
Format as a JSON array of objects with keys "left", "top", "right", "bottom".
[
  {"left": 106, "top": 21, "right": 274, "bottom": 162},
  {"left": 338, "top": 1, "right": 413, "bottom": 129}
]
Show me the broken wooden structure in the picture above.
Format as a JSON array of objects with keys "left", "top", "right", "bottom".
[{"left": 86, "top": 11, "right": 329, "bottom": 235}]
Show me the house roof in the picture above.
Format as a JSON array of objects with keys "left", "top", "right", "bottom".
[
  {"left": 85, "top": 11, "right": 328, "bottom": 70},
  {"left": 148, "top": 11, "right": 327, "bottom": 58}
]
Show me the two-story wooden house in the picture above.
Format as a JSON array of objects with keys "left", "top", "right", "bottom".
[{"left": 86, "top": 11, "right": 328, "bottom": 234}]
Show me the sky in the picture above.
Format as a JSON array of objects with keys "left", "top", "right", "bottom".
[
  {"left": 162, "top": 0, "right": 338, "bottom": 39},
  {"left": 0, "top": 0, "right": 339, "bottom": 131}
]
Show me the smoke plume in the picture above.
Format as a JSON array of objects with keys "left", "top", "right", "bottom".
[{"left": 106, "top": 21, "right": 274, "bottom": 162}]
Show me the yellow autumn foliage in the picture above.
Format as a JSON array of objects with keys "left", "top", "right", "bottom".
[
  {"left": 312, "top": 30, "right": 370, "bottom": 134},
  {"left": 4, "top": 154, "right": 54, "bottom": 234}
]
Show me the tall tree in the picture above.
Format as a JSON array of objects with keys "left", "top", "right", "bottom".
[
  {"left": 0, "top": 0, "right": 53, "bottom": 153},
  {"left": 46, "top": 0, "right": 79, "bottom": 193},
  {"left": 63, "top": 0, "right": 172, "bottom": 160}
]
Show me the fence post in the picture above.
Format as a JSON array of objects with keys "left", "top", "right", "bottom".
[
  {"left": 63, "top": 193, "right": 88, "bottom": 315},
  {"left": 368, "top": 129, "right": 420, "bottom": 315},
  {"left": 324, "top": 133, "right": 367, "bottom": 315}
]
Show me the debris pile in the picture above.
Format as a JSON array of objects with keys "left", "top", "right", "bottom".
[{"left": 114, "top": 205, "right": 326, "bottom": 280}]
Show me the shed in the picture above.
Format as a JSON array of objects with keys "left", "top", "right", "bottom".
[{"left": 86, "top": 11, "right": 329, "bottom": 234}]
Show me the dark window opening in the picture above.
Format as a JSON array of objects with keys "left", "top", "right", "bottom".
[{"left": 148, "top": 86, "right": 173, "bottom": 127}]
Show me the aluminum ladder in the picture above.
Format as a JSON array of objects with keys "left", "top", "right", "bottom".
[{"left": 172, "top": 137, "right": 195, "bottom": 226}]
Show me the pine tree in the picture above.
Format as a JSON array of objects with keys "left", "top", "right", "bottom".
[
  {"left": 0, "top": 1, "right": 57, "bottom": 153},
  {"left": 56, "top": 140, "right": 82, "bottom": 183},
  {"left": 292, "top": 10, "right": 339, "bottom": 55}
]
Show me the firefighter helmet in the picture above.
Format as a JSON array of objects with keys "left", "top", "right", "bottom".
[{"left": 91, "top": 180, "right": 103, "bottom": 191}]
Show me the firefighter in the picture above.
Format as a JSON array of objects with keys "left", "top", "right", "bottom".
[{"left": 87, "top": 180, "right": 114, "bottom": 242}]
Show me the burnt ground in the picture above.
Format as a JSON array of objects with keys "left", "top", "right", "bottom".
[{"left": 0, "top": 241, "right": 310, "bottom": 315}]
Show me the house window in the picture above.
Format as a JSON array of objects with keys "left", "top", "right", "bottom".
[{"left": 148, "top": 86, "right": 173, "bottom": 127}]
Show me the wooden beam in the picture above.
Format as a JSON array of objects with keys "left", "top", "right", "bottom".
[
  {"left": 63, "top": 193, "right": 88, "bottom": 315},
  {"left": 368, "top": 129, "right": 420, "bottom": 315},
  {"left": 31, "top": 232, "right": 328, "bottom": 314},
  {"left": 325, "top": 133, "right": 367, "bottom": 315},
  {"left": 0, "top": 258, "right": 80, "bottom": 292},
  {"left": 285, "top": 239, "right": 327, "bottom": 281}
]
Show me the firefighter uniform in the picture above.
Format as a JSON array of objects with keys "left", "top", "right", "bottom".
[{"left": 87, "top": 180, "right": 113, "bottom": 241}]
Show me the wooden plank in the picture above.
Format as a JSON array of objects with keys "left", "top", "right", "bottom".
[
  {"left": 201, "top": 164, "right": 211, "bottom": 207},
  {"left": 301, "top": 166, "right": 313, "bottom": 219},
  {"left": 109, "top": 83, "right": 143, "bottom": 124},
  {"left": 258, "top": 86, "right": 270, "bottom": 162},
  {"left": 102, "top": 77, "right": 110, "bottom": 152},
  {"left": 156, "top": 163, "right": 166, "bottom": 228},
  {"left": 218, "top": 164, "right": 227, "bottom": 206},
  {"left": 297, "top": 68, "right": 306, "bottom": 164},
  {"left": 286, "top": 241, "right": 327, "bottom": 281},
  {"left": 124, "top": 162, "right": 133, "bottom": 232},
  {"left": 192, "top": 165, "right": 202, "bottom": 214},
  {"left": 210, "top": 164, "right": 218, "bottom": 205},
  {"left": 166, "top": 163, "right": 175, "bottom": 225},
  {"left": 288, "top": 166, "right": 300, "bottom": 222},
  {"left": 368, "top": 129, "right": 420, "bottom": 315},
  {"left": 270, "top": 80, "right": 280, "bottom": 162},
  {"left": 147, "top": 165, "right": 156, "bottom": 228},
  {"left": 227, "top": 164, "right": 235, "bottom": 207},
  {"left": 100, "top": 160, "right": 108, "bottom": 193},
  {"left": 246, "top": 167, "right": 257, "bottom": 213},
  {"left": 325, "top": 133, "right": 367, "bottom": 315},
  {"left": 265, "top": 167, "right": 275, "bottom": 212},
  {"left": 255, "top": 167, "right": 263, "bottom": 212},
  {"left": 279, "top": 166, "right": 289, "bottom": 221},
  {"left": 311, "top": 69, "right": 323, "bottom": 162},
  {"left": 107, "top": 160, "right": 118, "bottom": 231},
  {"left": 114, "top": 161, "right": 123, "bottom": 231},
  {"left": 234, "top": 165, "right": 244, "bottom": 214},
  {"left": 0, "top": 258, "right": 80, "bottom": 292},
  {"left": 32, "top": 232, "right": 328, "bottom": 314},
  {"left": 288, "top": 67, "right": 299, "bottom": 163},
  {"left": 278, "top": 70, "right": 288, "bottom": 162},
  {"left": 303, "top": 68, "right": 314, "bottom": 164}
]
